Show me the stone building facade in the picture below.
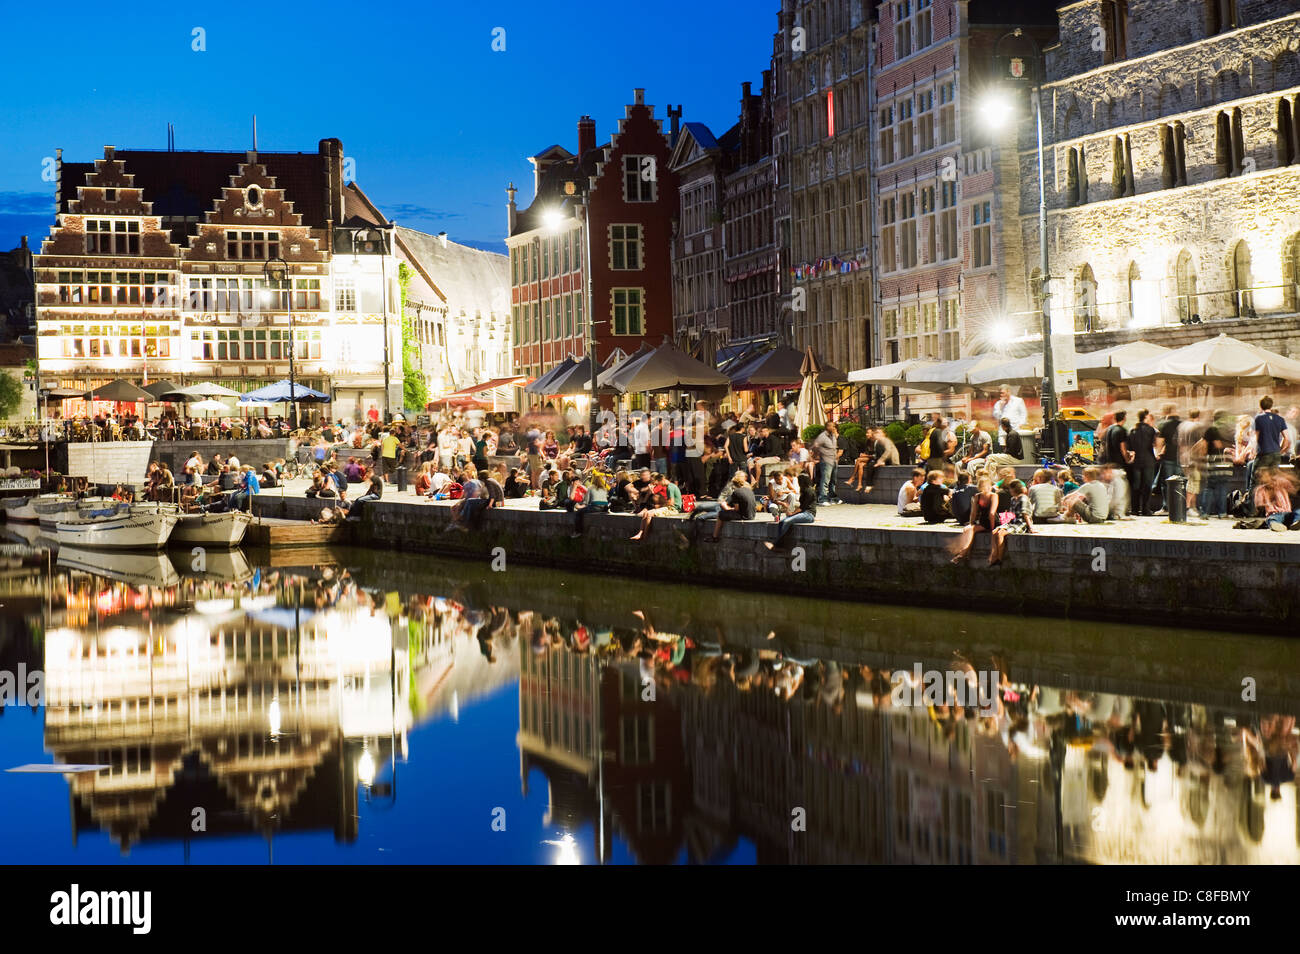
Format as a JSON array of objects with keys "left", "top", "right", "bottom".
[
  {"left": 1018, "top": 0, "right": 1300, "bottom": 355},
  {"left": 669, "top": 121, "right": 734, "bottom": 349},
  {"left": 724, "top": 76, "right": 781, "bottom": 346},
  {"left": 777, "top": 0, "right": 876, "bottom": 373}
]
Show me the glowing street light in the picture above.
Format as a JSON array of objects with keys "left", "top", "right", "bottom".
[
  {"left": 978, "top": 90, "right": 1016, "bottom": 131},
  {"left": 542, "top": 209, "right": 565, "bottom": 233}
]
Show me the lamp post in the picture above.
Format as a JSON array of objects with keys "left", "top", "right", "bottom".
[
  {"left": 982, "top": 28, "right": 1057, "bottom": 450},
  {"left": 263, "top": 256, "right": 297, "bottom": 430}
]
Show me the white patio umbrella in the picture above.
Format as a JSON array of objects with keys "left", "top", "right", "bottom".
[
  {"left": 795, "top": 347, "right": 828, "bottom": 432},
  {"left": 1120, "top": 333, "right": 1300, "bottom": 386},
  {"left": 1075, "top": 341, "right": 1171, "bottom": 383},
  {"left": 179, "top": 382, "right": 242, "bottom": 398},
  {"left": 846, "top": 357, "right": 938, "bottom": 387},
  {"left": 902, "top": 354, "right": 1010, "bottom": 392},
  {"left": 969, "top": 353, "right": 1045, "bottom": 388}
]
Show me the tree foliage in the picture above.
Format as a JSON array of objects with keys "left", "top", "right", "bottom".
[
  {"left": 397, "top": 263, "right": 428, "bottom": 412},
  {"left": 0, "top": 371, "right": 24, "bottom": 419}
]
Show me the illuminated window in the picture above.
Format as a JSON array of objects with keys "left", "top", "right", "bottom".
[
  {"left": 85, "top": 219, "right": 139, "bottom": 254},
  {"left": 225, "top": 230, "right": 279, "bottom": 260},
  {"left": 971, "top": 202, "right": 992, "bottom": 268},
  {"left": 336, "top": 277, "right": 356, "bottom": 311}
]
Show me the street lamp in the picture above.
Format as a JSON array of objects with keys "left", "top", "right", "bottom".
[
  {"left": 263, "top": 256, "right": 298, "bottom": 430},
  {"left": 982, "top": 28, "right": 1058, "bottom": 451}
]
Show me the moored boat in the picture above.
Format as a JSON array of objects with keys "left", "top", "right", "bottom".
[
  {"left": 55, "top": 505, "right": 178, "bottom": 550},
  {"left": 170, "top": 510, "right": 252, "bottom": 547},
  {"left": 0, "top": 496, "right": 40, "bottom": 522}
]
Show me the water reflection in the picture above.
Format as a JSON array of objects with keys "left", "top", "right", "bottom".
[{"left": 1, "top": 540, "right": 1296, "bottom": 864}]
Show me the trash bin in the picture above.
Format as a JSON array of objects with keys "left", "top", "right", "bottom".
[
  {"left": 1166, "top": 475, "right": 1187, "bottom": 523},
  {"left": 396, "top": 466, "right": 408, "bottom": 493}
]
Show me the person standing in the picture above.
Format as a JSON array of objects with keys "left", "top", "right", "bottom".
[
  {"left": 1103, "top": 410, "right": 1130, "bottom": 471},
  {"left": 992, "top": 386, "right": 1028, "bottom": 448},
  {"left": 1153, "top": 404, "right": 1182, "bottom": 515},
  {"left": 812, "top": 421, "right": 841, "bottom": 505},
  {"left": 1127, "top": 409, "right": 1158, "bottom": 516},
  {"left": 380, "top": 427, "right": 400, "bottom": 484},
  {"left": 1197, "top": 416, "right": 1233, "bottom": 518},
  {"left": 1252, "top": 396, "right": 1291, "bottom": 486},
  {"left": 684, "top": 402, "right": 708, "bottom": 495}
]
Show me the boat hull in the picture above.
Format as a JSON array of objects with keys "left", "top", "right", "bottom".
[
  {"left": 57, "top": 546, "right": 181, "bottom": 587},
  {"left": 1, "top": 497, "right": 39, "bottom": 522},
  {"left": 170, "top": 511, "right": 252, "bottom": 547},
  {"left": 55, "top": 511, "right": 179, "bottom": 550}
]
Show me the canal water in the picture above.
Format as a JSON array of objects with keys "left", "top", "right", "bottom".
[{"left": 0, "top": 538, "right": 1295, "bottom": 865}]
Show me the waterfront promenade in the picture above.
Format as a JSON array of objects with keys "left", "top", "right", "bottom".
[{"left": 252, "top": 478, "right": 1300, "bottom": 634}]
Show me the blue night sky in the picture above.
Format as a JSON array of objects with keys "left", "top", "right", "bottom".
[{"left": 0, "top": 0, "right": 777, "bottom": 255}]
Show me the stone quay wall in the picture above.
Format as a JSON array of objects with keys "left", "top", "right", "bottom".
[
  {"left": 151, "top": 439, "right": 291, "bottom": 474},
  {"left": 251, "top": 494, "right": 1300, "bottom": 634}
]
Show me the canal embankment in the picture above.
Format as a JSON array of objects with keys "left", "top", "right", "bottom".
[{"left": 250, "top": 492, "right": 1300, "bottom": 635}]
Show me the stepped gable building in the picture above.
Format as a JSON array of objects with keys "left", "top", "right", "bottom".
[
  {"left": 33, "top": 140, "right": 404, "bottom": 420},
  {"left": 506, "top": 90, "right": 681, "bottom": 387},
  {"left": 1019, "top": 0, "right": 1300, "bottom": 355}
]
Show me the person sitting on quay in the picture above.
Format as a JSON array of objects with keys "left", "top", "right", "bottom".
[
  {"left": 948, "top": 471, "right": 975, "bottom": 525},
  {"left": 259, "top": 462, "right": 279, "bottom": 488},
  {"left": 1064, "top": 466, "right": 1110, "bottom": 524},
  {"left": 765, "top": 466, "right": 800, "bottom": 519},
  {"left": 1100, "top": 463, "right": 1131, "bottom": 520},
  {"left": 848, "top": 425, "right": 900, "bottom": 496},
  {"left": 228, "top": 464, "right": 260, "bottom": 512},
  {"left": 630, "top": 472, "right": 682, "bottom": 541},
  {"left": 206, "top": 454, "right": 225, "bottom": 477},
  {"left": 919, "top": 470, "right": 951, "bottom": 524},
  {"left": 988, "top": 479, "right": 1032, "bottom": 566},
  {"left": 763, "top": 472, "right": 816, "bottom": 551},
  {"left": 446, "top": 468, "right": 489, "bottom": 532},
  {"left": 959, "top": 419, "right": 992, "bottom": 474},
  {"left": 987, "top": 418, "right": 1024, "bottom": 466},
  {"left": 949, "top": 475, "right": 999, "bottom": 565},
  {"left": 897, "top": 468, "right": 924, "bottom": 517},
  {"left": 1256, "top": 468, "right": 1300, "bottom": 531},
  {"left": 700, "top": 471, "right": 758, "bottom": 543},
  {"left": 569, "top": 472, "right": 610, "bottom": 538},
  {"left": 348, "top": 475, "right": 384, "bottom": 519},
  {"left": 1028, "top": 469, "right": 1064, "bottom": 523},
  {"left": 413, "top": 461, "right": 433, "bottom": 496}
]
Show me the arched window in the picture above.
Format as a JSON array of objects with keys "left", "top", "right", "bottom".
[
  {"left": 1278, "top": 98, "right": 1297, "bottom": 167},
  {"left": 1175, "top": 249, "right": 1198, "bottom": 323},
  {"left": 1076, "top": 263, "right": 1098, "bottom": 332},
  {"left": 1126, "top": 261, "right": 1141, "bottom": 324},
  {"left": 1232, "top": 240, "right": 1254, "bottom": 317}
]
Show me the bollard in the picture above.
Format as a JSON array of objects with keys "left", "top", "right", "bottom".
[
  {"left": 396, "top": 465, "right": 408, "bottom": 493},
  {"left": 1166, "top": 475, "right": 1187, "bottom": 523}
]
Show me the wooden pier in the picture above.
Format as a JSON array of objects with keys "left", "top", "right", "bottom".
[{"left": 244, "top": 517, "right": 353, "bottom": 548}]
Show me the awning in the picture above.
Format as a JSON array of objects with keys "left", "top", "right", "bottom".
[{"left": 442, "top": 375, "right": 531, "bottom": 399}]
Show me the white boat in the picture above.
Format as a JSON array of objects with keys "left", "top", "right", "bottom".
[
  {"left": 1, "top": 496, "right": 40, "bottom": 522},
  {"left": 33, "top": 495, "right": 86, "bottom": 527},
  {"left": 170, "top": 510, "right": 252, "bottom": 547},
  {"left": 55, "top": 505, "right": 179, "bottom": 550},
  {"left": 57, "top": 546, "right": 181, "bottom": 588}
]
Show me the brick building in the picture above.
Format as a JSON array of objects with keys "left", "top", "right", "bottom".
[
  {"left": 669, "top": 120, "right": 735, "bottom": 350},
  {"left": 34, "top": 140, "right": 404, "bottom": 419},
  {"left": 1018, "top": 0, "right": 1300, "bottom": 357},
  {"left": 873, "top": 0, "right": 1058, "bottom": 390},
  {"left": 506, "top": 90, "right": 681, "bottom": 392}
]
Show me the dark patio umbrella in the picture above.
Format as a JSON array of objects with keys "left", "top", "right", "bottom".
[
  {"left": 84, "top": 379, "right": 154, "bottom": 403},
  {"left": 142, "top": 380, "right": 183, "bottom": 399},
  {"left": 39, "top": 387, "right": 85, "bottom": 400},
  {"left": 524, "top": 356, "right": 577, "bottom": 395},
  {"left": 603, "top": 342, "right": 731, "bottom": 394},
  {"left": 730, "top": 345, "right": 846, "bottom": 390}
]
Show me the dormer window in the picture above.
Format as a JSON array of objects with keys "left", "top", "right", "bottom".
[{"left": 247, "top": 186, "right": 262, "bottom": 208}]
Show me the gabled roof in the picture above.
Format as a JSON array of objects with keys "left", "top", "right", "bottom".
[
  {"left": 57, "top": 149, "right": 334, "bottom": 229},
  {"left": 531, "top": 144, "right": 574, "bottom": 161},
  {"left": 513, "top": 150, "right": 601, "bottom": 236},
  {"left": 680, "top": 122, "right": 720, "bottom": 151},
  {"left": 342, "top": 182, "right": 390, "bottom": 229},
  {"left": 396, "top": 226, "right": 509, "bottom": 319}
]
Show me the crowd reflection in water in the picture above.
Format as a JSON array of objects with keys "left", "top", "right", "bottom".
[{"left": 10, "top": 547, "right": 1298, "bottom": 864}]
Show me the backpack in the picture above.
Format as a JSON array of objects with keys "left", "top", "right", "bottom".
[
  {"left": 1226, "top": 489, "right": 1255, "bottom": 518},
  {"left": 445, "top": 482, "right": 464, "bottom": 500}
]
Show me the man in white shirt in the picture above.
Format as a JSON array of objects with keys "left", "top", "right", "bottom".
[
  {"left": 631, "top": 414, "right": 651, "bottom": 469},
  {"left": 684, "top": 402, "right": 708, "bottom": 495},
  {"left": 992, "top": 386, "right": 1028, "bottom": 449}
]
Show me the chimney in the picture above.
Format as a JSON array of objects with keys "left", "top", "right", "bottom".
[
  {"left": 437, "top": 231, "right": 448, "bottom": 248},
  {"left": 742, "top": 81, "right": 752, "bottom": 99},
  {"left": 506, "top": 183, "right": 518, "bottom": 235},
  {"left": 633, "top": 88, "right": 645, "bottom": 106},
  {"left": 667, "top": 105, "right": 682, "bottom": 146},
  {"left": 319, "top": 138, "right": 345, "bottom": 226},
  {"left": 577, "top": 116, "right": 596, "bottom": 159},
  {"left": 104, "top": 145, "right": 115, "bottom": 158}
]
